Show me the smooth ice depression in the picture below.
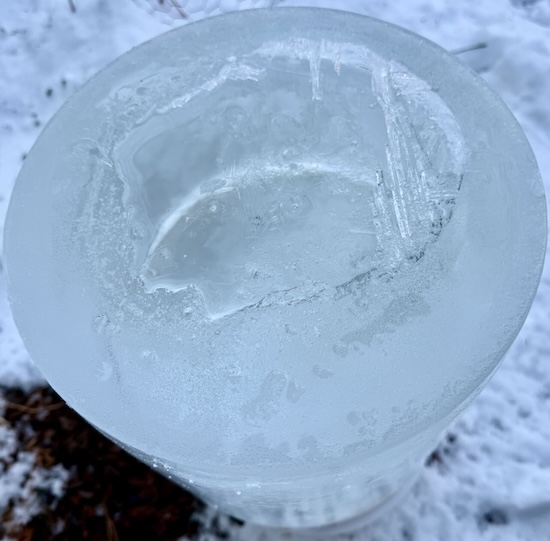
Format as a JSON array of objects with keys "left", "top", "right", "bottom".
[{"left": 114, "top": 41, "right": 465, "bottom": 319}]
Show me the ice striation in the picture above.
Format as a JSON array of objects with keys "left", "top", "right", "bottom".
[{"left": 370, "top": 57, "right": 465, "bottom": 267}]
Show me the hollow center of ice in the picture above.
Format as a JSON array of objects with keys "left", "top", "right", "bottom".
[
  {"left": 113, "top": 42, "right": 465, "bottom": 319},
  {"left": 135, "top": 158, "right": 376, "bottom": 317}
]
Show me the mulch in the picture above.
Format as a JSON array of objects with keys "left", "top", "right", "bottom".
[{"left": 0, "top": 386, "right": 205, "bottom": 541}]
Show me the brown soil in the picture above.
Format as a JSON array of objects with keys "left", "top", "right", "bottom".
[{"left": 0, "top": 386, "right": 204, "bottom": 541}]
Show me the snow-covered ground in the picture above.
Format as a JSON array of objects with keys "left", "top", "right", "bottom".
[{"left": 1, "top": 1, "right": 549, "bottom": 539}]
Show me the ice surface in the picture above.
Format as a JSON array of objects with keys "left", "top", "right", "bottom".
[{"left": 113, "top": 41, "right": 465, "bottom": 320}]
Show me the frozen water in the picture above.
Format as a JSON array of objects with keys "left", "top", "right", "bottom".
[
  {"left": 113, "top": 43, "right": 465, "bottom": 319},
  {"left": 131, "top": 163, "right": 377, "bottom": 318},
  {"left": 3, "top": 7, "right": 546, "bottom": 530}
]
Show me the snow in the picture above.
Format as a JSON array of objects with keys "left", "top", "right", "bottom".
[
  {"left": 0, "top": 409, "right": 69, "bottom": 536},
  {"left": 1, "top": 0, "right": 549, "bottom": 539}
]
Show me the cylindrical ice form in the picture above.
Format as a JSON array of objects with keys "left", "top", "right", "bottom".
[{"left": 4, "top": 8, "right": 546, "bottom": 529}]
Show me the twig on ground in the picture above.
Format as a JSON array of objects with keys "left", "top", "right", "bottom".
[
  {"left": 104, "top": 504, "right": 120, "bottom": 541},
  {"left": 169, "top": 0, "right": 188, "bottom": 19},
  {"left": 452, "top": 42, "right": 488, "bottom": 55},
  {"left": 4, "top": 401, "right": 65, "bottom": 414}
]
